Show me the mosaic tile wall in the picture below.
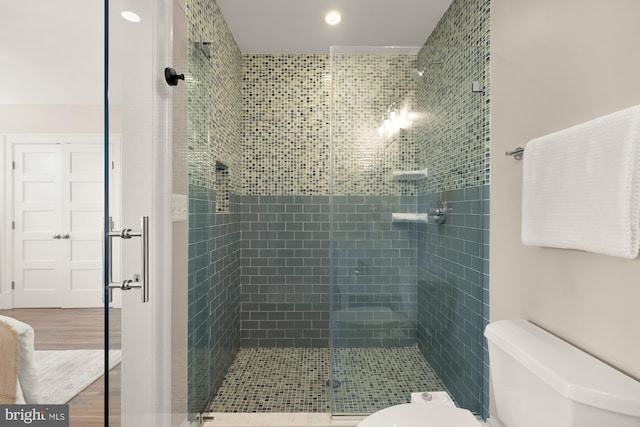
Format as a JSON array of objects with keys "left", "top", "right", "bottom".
[
  {"left": 188, "top": 0, "right": 243, "bottom": 193},
  {"left": 415, "top": 45, "right": 487, "bottom": 194},
  {"left": 330, "top": 53, "right": 419, "bottom": 196},
  {"left": 187, "top": 0, "right": 243, "bottom": 416},
  {"left": 414, "top": 0, "right": 491, "bottom": 419},
  {"left": 416, "top": 0, "right": 491, "bottom": 192},
  {"left": 242, "top": 55, "right": 330, "bottom": 196},
  {"left": 241, "top": 53, "right": 417, "bottom": 196}
]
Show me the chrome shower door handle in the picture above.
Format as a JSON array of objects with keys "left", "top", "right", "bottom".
[
  {"left": 107, "top": 216, "right": 150, "bottom": 303},
  {"left": 140, "top": 216, "right": 149, "bottom": 302}
]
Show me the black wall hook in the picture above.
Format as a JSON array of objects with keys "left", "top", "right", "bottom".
[{"left": 164, "top": 67, "right": 185, "bottom": 86}]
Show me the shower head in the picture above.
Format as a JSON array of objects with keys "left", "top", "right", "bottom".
[
  {"left": 411, "top": 69, "right": 426, "bottom": 85},
  {"left": 411, "top": 60, "right": 444, "bottom": 85}
]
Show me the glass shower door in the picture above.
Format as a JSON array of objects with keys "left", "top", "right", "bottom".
[
  {"left": 329, "top": 45, "right": 425, "bottom": 416},
  {"left": 329, "top": 45, "right": 489, "bottom": 418},
  {"left": 105, "top": 0, "right": 175, "bottom": 425},
  {"left": 0, "top": 1, "right": 177, "bottom": 425}
]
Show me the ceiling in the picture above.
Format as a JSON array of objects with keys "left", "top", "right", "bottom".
[
  {"left": 0, "top": 0, "right": 453, "bottom": 105},
  {"left": 215, "top": 0, "right": 454, "bottom": 54}
]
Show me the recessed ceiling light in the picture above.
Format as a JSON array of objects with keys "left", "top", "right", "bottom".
[
  {"left": 121, "top": 10, "right": 141, "bottom": 23},
  {"left": 325, "top": 11, "right": 341, "bottom": 26}
]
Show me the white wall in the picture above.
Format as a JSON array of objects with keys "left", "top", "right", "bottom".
[
  {"left": 491, "top": 0, "right": 640, "bottom": 417},
  {"left": 0, "top": 105, "right": 111, "bottom": 134}
]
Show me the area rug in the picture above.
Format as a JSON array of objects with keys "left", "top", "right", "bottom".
[{"left": 17, "top": 349, "right": 121, "bottom": 404}]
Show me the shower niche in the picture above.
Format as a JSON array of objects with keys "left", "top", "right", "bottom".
[
  {"left": 215, "top": 161, "right": 230, "bottom": 213},
  {"left": 391, "top": 167, "right": 430, "bottom": 223}
]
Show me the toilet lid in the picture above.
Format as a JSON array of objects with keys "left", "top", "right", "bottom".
[{"left": 358, "top": 403, "right": 479, "bottom": 427}]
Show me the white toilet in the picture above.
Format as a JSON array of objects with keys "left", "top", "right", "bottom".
[{"left": 358, "top": 319, "right": 640, "bottom": 427}]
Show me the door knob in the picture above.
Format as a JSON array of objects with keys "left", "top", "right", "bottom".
[
  {"left": 61, "top": 234, "right": 70, "bottom": 239},
  {"left": 52, "top": 234, "right": 61, "bottom": 239}
]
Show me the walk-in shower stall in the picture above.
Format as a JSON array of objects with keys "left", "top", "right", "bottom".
[{"left": 186, "top": 1, "right": 490, "bottom": 422}]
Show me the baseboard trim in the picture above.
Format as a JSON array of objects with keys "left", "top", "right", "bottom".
[{"left": 0, "top": 292, "right": 12, "bottom": 309}]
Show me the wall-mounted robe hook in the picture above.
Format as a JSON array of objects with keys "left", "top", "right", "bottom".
[{"left": 164, "top": 67, "right": 185, "bottom": 86}]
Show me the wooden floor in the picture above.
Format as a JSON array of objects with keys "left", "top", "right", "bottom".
[{"left": 0, "top": 308, "right": 121, "bottom": 426}]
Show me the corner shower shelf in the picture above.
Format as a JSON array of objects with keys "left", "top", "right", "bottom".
[
  {"left": 391, "top": 168, "right": 428, "bottom": 180},
  {"left": 392, "top": 213, "right": 429, "bottom": 223}
]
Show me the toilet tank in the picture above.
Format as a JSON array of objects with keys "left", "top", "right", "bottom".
[{"left": 485, "top": 319, "right": 640, "bottom": 427}]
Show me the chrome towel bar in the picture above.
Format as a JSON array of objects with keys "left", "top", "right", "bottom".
[{"left": 505, "top": 147, "right": 524, "bottom": 160}]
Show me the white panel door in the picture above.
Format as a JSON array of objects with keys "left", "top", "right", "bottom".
[
  {"left": 13, "top": 141, "right": 106, "bottom": 308},
  {"left": 64, "top": 142, "right": 104, "bottom": 307},
  {"left": 12, "top": 144, "right": 63, "bottom": 307}
]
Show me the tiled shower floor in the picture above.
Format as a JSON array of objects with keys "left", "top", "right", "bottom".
[{"left": 207, "top": 347, "right": 449, "bottom": 415}]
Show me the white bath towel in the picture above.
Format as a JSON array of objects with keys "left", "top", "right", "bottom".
[{"left": 522, "top": 104, "right": 640, "bottom": 259}]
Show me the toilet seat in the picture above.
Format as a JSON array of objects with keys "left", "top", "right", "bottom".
[{"left": 358, "top": 403, "right": 480, "bottom": 427}]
